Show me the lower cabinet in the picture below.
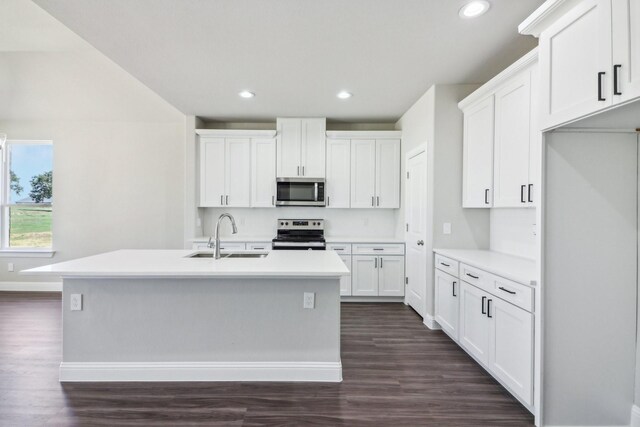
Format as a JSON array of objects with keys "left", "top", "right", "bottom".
[
  {"left": 338, "top": 254, "right": 352, "bottom": 296},
  {"left": 434, "top": 269, "right": 459, "bottom": 340},
  {"left": 459, "top": 281, "right": 491, "bottom": 366},
  {"left": 352, "top": 255, "right": 404, "bottom": 296}
]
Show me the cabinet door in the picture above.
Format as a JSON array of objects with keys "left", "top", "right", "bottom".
[
  {"left": 459, "top": 282, "right": 490, "bottom": 366},
  {"left": 339, "top": 254, "right": 352, "bottom": 296},
  {"left": 352, "top": 255, "right": 378, "bottom": 296},
  {"left": 225, "top": 138, "right": 251, "bottom": 207},
  {"left": 488, "top": 297, "right": 533, "bottom": 406},
  {"left": 350, "top": 139, "right": 376, "bottom": 208},
  {"left": 378, "top": 256, "right": 404, "bottom": 296},
  {"left": 301, "top": 118, "right": 326, "bottom": 178},
  {"left": 326, "top": 139, "right": 351, "bottom": 208},
  {"left": 493, "top": 71, "right": 532, "bottom": 208},
  {"left": 199, "top": 137, "right": 226, "bottom": 207},
  {"left": 613, "top": 0, "right": 640, "bottom": 103},
  {"left": 434, "top": 270, "right": 459, "bottom": 340},
  {"left": 276, "top": 118, "right": 302, "bottom": 177},
  {"left": 462, "top": 96, "right": 494, "bottom": 208},
  {"left": 375, "top": 139, "right": 401, "bottom": 208},
  {"left": 251, "top": 138, "right": 276, "bottom": 207},
  {"left": 539, "top": 0, "right": 613, "bottom": 130}
]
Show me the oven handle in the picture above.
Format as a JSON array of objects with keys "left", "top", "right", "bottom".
[{"left": 273, "top": 241, "right": 326, "bottom": 247}]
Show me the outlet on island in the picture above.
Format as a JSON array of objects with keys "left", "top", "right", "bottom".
[{"left": 303, "top": 292, "right": 315, "bottom": 309}]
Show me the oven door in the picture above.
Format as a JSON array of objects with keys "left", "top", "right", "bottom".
[{"left": 276, "top": 178, "right": 325, "bottom": 206}]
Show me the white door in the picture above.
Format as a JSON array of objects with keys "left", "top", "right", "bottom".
[
  {"left": 539, "top": 0, "right": 613, "bottom": 129},
  {"left": 375, "top": 139, "right": 400, "bottom": 208},
  {"left": 434, "top": 270, "right": 459, "bottom": 340},
  {"left": 378, "top": 256, "right": 404, "bottom": 297},
  {"left": 493, "top": 70, "right": 532, "bottom": 207},
  {"left": 613, "top": 0, "right": 640, "bottom": 103},
  {"left": 251, "top": 138, "right": 276, "bottom": 207},
  {"left": 301, "top": 118, "right": 326, "bottom": 178},
  {"left": 199, "top": 137, "right": 225, "bottom": 207},
  {"left": 488, "top": 297, "right": 533, "bottom": 406},
  {"left": 462, "top": 96, "right": 494, "bottom": 207},
  {"left": 326, "top": 139, "right": 351, "bottom": 208},
  {"left": 404, "top": 148, "right": 427, "bottom": 316},
  {"left": 339, "top": 255, "right": 352, "bottom": 296},
  {"left": 459, "top": 282, "right": 490, "bottom": 366},
  {"left": 352, "top": 255, "right": 378, "bottom": 296},
  {"left": 350, "top": 139, "right": 376, "bottom": 208},
  {"left": 276, "top": 118, "right": 301, "bottom": 177},
  {"left": 225, "top": 138, "right": 251, "bottom": 207}
]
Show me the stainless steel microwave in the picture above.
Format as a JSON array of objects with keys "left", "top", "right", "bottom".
[{"left": 276, "top": 178, "right": 325, "bottom": 207}]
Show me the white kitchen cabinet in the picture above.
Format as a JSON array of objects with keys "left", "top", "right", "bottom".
[
  {"left": 352, "top": 256, "right": 378, "bottom": 296},
  {"left": 276, "top": 118, "right": 326, "bottom": 178},
  {"left": 251, "top": 138, "right": 276, "bottom": 207},
  {"left": 488, "top": 296, "right": 534, "bottom": 406},
  {"left": 538, "top": 0, "right": 613, "bottom": 129},
  {"left": 350, "top": 139, "right": 377, "bottom": 208},
  {"left": 462, "top": 96, "right": 494, "bottom": 207},
  {"left": 338, "top": 254, "right": 352, "bottom": 296},
  {"left": 350, "top": 138, "right": 401, "bottom": 209},
  {"left": 200, "top": 137, "right": 251, "bottom": 208},
  {"left": 378, "top": 255, "right": 404, "bottom": 297},
  {"left": 352, "top": 254, "right": 404, "bottom": 297},
  {"left": 326, "top": 139, "right": 351, "bottom": 208},
  {"left": 434, "top": 269, "right": 459, "bottom": 340},
  {"left": 613, "top": 0, "right": 640, "bottom": 103},
  {"left": 493, "top": 70, "right": 534, "bottom": 207},
  {"left": 459, "top": 281, "right": 491, "bottom": 366}
]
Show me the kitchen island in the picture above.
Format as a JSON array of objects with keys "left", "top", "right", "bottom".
[{"left": 23, "top": 249, "right": 348, "bottom": 383}]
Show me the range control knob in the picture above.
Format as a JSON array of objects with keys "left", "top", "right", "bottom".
[{"left": 280, "top": 222, "right": 284, "bottom": 226}]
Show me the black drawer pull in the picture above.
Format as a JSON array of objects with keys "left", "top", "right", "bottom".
[
  {"left": 614, "top": 64, "right": 622, "bottom": 95},
  {"left": 373, "top": 248, "right": 384, "bottom": 251},
  {"left": 440, "top": 262, "right": 450, "bottom": 267},
  {"left": 487, "top": 299, "right": 493, "bottom": 318},
  {"left": 484, "top": 189, "right": 489, "bottom": 204},
  {"left": 498, "top": 286, "right": 516, "bottom": 295},
  {"left": 466, "top": 273, "right": 479, "bottom": 279},
  {"left": 520, "top": 184, "right": 526, "bottom": 203},
  {"left": 481, "top": 296, "right": 487, "bottom": 314},
  {"left": 528, "top": 184, "right": 533, "bottom": 203},
  {"left": 598, "top": 72, "right": 606, "bottom": 101},
  {"left": 452, "top": 281, "right": 457, "bottom": 297}
]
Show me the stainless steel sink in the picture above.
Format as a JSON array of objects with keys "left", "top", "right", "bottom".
[{"left": 186, "top": 252, "right": 267, "bottom": 259}]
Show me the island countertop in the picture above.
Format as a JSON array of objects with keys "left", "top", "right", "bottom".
[{"left": 21, "top": 249, "right": 350, "bottom": 278}]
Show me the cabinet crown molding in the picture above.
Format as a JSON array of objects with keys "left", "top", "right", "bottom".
[
  {"left": 196, "top": 129, "right": 277, "bottom": 138},
  {"left": 458, "top": 48, "right": 538, "bottom": 111},
  {"left": 518, "top": 0, "right": 582, "bottom": 37},
  {"left": 325, "top": 131, "right": 402, "bottom": 139}
]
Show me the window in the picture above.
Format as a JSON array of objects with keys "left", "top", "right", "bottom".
[{"left": 1, "top": 140, "right": 53, "bottom": 251}]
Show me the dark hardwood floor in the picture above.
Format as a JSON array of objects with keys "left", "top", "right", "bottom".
[{"left": 0, "top": 292, "right": 534, "bottom": 426}]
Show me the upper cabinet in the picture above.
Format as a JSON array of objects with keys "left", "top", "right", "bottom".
[
  {"left": 197, "top": 130, "right": 277, "bottom": 208},
  {"left": 326, "top": 139, "right": 351, "bottom": 208},
  {"left": 460, "top": 50, "right": 538, "bottom": 208},
  {"left": 520, "top": 0, "right": 640, "bottom": 130},
  {"left": 276, "top": 118, "right": 326, "bottom": 178}
]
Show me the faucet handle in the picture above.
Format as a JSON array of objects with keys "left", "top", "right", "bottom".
[{"left": 207, "top": 237, "right": 214, "bottom": 249}]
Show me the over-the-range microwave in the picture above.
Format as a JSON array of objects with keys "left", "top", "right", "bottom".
[{"left": 276, "top": 178, "right": 325, "bottom": 207}]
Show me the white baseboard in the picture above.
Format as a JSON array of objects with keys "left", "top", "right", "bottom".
[
  {"left": 59, "top": 361, "right": 343, "bottom": 383},
  {"left": 341, "top": 296, "right": 404, "bottom": 303},
  {"left": 0, "top": 281, "right": 61, "bottom": 292},
  {"left": 423, "top": 313, "right": 441, "bottom": 330},
  {"left": 631, "top": 405, "right": 640, "bottom": 427}
]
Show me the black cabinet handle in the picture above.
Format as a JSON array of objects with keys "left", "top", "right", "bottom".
[
  {"left": 484, "top": 189, "right": 489, "bottom": 204},
  {"left": 440, "top": 262, "right": 450, "bottom": 267},
  {"left": 520, "top": 185, "right": 526, "bottom": 203},
  {"left": 380, "top": 257, "right": 383, "bottom": 268},
  {"left": 598, "top": 72, "right": 606, "bottom": 101},
  {"left": 452, "top": 281, "right": 457, "bottom": 297},
  {"left": 487, "top": 299, "right": 493, "bottom": 318},
  {"left": 481, "top": 296, "right": 487, "bottom": 314},
  {"left": 498, "top": 286, "right": 516, "bottom": 295},
  {"left": 528, "top": 184, "right": 533, "bottom": 203},
  {"left": 614, "top": 64, "right": 622, "bottom": 95},
  {"left": 466, "top": 273, "right": 479, "bottom": 279}
]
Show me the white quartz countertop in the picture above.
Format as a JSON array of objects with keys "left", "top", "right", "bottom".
[
  {"left": 433, "top": 249, "right": 537, "bottom": 286},
  {"left": 191, "top": 236, "right": 405, "bottom": 243},
  {"left": 21, "top": 249, "right": 350, "bottom": 278}
]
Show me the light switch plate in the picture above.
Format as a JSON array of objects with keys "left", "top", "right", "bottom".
[
  {"left": 443, "top": 223, "right": 452, "bottom": 235},
  {"left": 70, "top": 294, "right": 82, "bottom": 311}
]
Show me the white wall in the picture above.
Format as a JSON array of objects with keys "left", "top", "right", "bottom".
[{"left": 0, "top": 2, "right": 186, "bottom": 284}]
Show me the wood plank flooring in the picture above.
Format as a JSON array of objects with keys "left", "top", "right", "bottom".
[{"left": 0, "top": 292, "right": 534, "bottom": 426}]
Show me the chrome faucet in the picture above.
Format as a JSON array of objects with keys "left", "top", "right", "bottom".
[{"left": 208, "top": 213, "right": 238, "bottom": 259}]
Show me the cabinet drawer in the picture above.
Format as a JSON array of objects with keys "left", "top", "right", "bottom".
[
  {"left": 491, "top": 275, "right": 533, "bottom": 313},
  {"left": 246, "top": 242, "right": 272, "bottom": 252},
  {"left": 327, "top": 243, "right": 352, "bottom": 254},
  {"left": 192, "top": 243, "right": 209, "bottom": 250},
  {"left": 435, "top": 254, "right": 459, "bottom": 277},
  {"left": 218, "top": 242, "right": 246, "bottom": 251},
  {"left": 460, "top": 263, "right": 492, "bottom": 289},
  {"left": 352, "top": 243, "right": 404, "bottom": 255}
]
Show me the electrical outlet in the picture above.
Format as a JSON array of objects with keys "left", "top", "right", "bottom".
[
  {"left": 70, "top": 294, "right": 83, "bottom": 311},
  {"left": 303, "top": 292, "right": 315, "bottom": 309},
  {"left": 7, "top": 263, "right": 13, "bottom": 272},
  {"left": 443, "top": 223, "right": 452, "bottom": 235}
]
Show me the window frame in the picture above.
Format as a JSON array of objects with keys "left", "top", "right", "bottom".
[{"left": 0, "top": 139, "right": 55, "bottom": 257}]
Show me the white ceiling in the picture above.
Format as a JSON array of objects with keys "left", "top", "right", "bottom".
[{"left": 31, "top": 0, "right": 543, "bottom": 122}]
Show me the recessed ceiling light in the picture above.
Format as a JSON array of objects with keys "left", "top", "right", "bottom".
[
  {"left": 337, "top": 91, "right": 352, "bottom": 99},
  {"left": 238, "top": 90, "right": 255, "bottom": 98},
  {"left": 459, "top": 0, "right": 490, "bottom": 18}
]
